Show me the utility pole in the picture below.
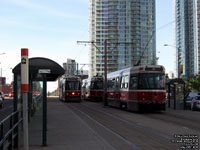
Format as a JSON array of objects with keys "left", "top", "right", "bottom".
[
  {"left": 77, "top": 40, "right": 108, "bottom": 106},
  {"left": 77, "top": 40, "right": 134, "bottom": 107},
  {"left": 77, "top": 63, "right": 78, "bottom": 76},
  {"left": 104, "top": 40, "right": 108, "bottom": 106}
]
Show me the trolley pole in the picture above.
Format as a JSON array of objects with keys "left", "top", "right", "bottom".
[{"left": 21, "top": 48, "right": 29, "bottom": 150}]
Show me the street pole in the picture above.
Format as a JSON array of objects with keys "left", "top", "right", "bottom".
[
  {"left": 77, "top": 40, "right": 135, "bottom": 107},
  {"left": 42, "top": 74, "right": 47, "bottom": 146},
  {"left": 77, "top": 63, "right": 79, "bottom": 76},
  {"left": 104, "top": 40, "right": 108, "bottom": 106},
  {"left": 177, "top": 49, "right": 181, "bottom": 78},
  {"left": 21, "top": 48, "right": 29, "bottom": 150}
]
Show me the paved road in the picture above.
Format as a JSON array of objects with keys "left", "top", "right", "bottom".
[
  {"left": 66, "top": 101, "right": 200, "bottom": 150},
  {"left": 0, "top": 98, "right": 13, "bottom": 121}
]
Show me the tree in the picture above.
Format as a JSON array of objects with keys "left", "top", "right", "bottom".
[
  {"left": 165, "top": 73, "right": 169, "bottom": 80},
  {"left": 185, "top": 78, "right": 192, "bottom": 94},
  {"left": 190, "top": 74, "right": 200, "bottom": 91}
]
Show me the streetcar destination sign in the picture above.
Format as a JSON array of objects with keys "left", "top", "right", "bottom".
[{"left": 38, "top": 69, "right": 51, "bottom": 74}]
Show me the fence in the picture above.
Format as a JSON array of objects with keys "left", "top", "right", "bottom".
[{"left": 0, "top": 111, "right": 22, "bottom": 150}]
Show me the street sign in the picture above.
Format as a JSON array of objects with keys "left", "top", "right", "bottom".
[
  {"left": 21, "top": 48, "right": 29, "bottom": 92},
  {"left": 39, "top": 69, "right": 51, "bottom": 74}
]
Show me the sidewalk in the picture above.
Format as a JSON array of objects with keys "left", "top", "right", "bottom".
[{"left": 24, "top": 98, "right": 113, "bottom": 150}]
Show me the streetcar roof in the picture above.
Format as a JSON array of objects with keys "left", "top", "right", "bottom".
[
  {"left": 108, "top": 65, "right": 165, "bottom": 77},
  {"left": 60, "top": 75, "right": 81, "bottom": 81}
]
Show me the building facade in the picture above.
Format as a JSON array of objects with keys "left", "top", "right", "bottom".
[
  {"left": 89, "top": 0, "right": 156, "bottom": 77},
  {"left": 65, "top": 59, "right": 77, "bottom": 76},
  {"left": 173, "top": 0, "right": 200, "bottom": 77}
]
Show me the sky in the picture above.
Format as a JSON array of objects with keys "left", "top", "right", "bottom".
[{"left": 0, "top": 0, "right": 174, "bottom": 92}]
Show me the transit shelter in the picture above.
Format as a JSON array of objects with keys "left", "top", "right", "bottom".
[
  {"left": 12, "top": 57, "right": 65, "bottom": 146},
  {"left": 166, "top": 78, "right": 186, "bottom": 110}
]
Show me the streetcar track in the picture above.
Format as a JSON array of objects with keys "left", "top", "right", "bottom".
[
  {"left": 81, "top": 103, "right": 172, "bottom": 141},
  {"left": 68, "top": 102, "right": 181, "bottom": 150},
  {"left": 66, "top": 104, "right": 116, "bottom": 150},
  {"left": 69, "top": 104, "right": 141, "bottom": 150}
]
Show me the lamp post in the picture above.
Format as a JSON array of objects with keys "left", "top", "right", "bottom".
[
  {"left": 0, "top": 53, "right": 6, "bottom": 91},
  {"left": 164, "top": 44, "right": 181, "bottom": 78}
]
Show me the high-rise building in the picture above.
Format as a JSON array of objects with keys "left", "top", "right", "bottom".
[
  {"left": 89, "top": 0, "right": 156, "bottom": 77},
  {"left": 173, "top": 0, "right": 200, "bottom": 77},
  {"left": 65, "top": 59, "right": 77, "bottom": 76}
]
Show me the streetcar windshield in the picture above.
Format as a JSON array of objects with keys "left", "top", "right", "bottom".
[
  {"left": 91, "top": 81, "right": 103, "bottom": 89},
  {"left": 66, "top": 81, "right": 81, "bottom": 90},
  {"left": 138, "top": 73, "right": 165, "bottom": 89}
]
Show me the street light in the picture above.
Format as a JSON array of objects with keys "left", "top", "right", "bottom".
[
  {"left": 0, "top": 53, "right": 6, "bottom": 91},
  {"left": 164, "top": 44, "right": 181, "bottom": 78}
]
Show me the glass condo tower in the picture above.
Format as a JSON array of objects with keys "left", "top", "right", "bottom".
[{"left": 89, "top": 0, "right": 156, "bottom": 77}]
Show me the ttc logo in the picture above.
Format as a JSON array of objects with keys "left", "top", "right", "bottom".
[{"left": 21, "top": 58, "right": 26, "bottom": 64}]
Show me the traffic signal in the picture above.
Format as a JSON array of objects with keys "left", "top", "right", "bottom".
[{"left": 179, "top": 64, "right": 183, "bottom": 74}]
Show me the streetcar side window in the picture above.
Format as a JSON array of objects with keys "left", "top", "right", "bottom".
[
  {"left": 124, "top": 76, "right": 129, "bottom": 89},
  {"left": 116, "top": 77, "right": 120, "bottom": 88},
  {"left": 130, "top": 76, "right": 137, "bottom": 89},
  {"left": 120, "top": 76, "right": 125, "bottom": 88},
  {"left": 120, "top": 76, "right": 129, "bottom": 89},
  {"left": 82, "top": 81, "right": 86, "bottom": 88}
]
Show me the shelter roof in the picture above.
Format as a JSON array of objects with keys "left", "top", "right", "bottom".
[{"left": 12, "top": 57, "right": 65, "bottom": 81}]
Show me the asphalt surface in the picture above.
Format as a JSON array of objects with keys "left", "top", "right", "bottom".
[
  {"left": 20, "top": 97, "right": 200, "bottom": 150},
  {"left": 0, "top": 98, "right": 13, "bottom": 121}
]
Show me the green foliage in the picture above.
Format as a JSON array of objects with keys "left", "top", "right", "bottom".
[
  {"left": 185, "top": 78, "right": 192, "bottom": 93},
  {"left": 187, "top": 74, "right": 200, "bottom": 92},
  {"left": 165, "top": 73, "right": 169, "bottom": 80}
]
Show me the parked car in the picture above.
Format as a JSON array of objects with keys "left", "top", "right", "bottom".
[
  {"left": 0, "top": 97, "right": 3, "bottom": 108},
  {"left": 191, "top": 96, "right": 200, "bottom": 111},
  {"left": 0, "top": 91, "right": 5, "bottom": 100},
  {"left": 33, "top": 92, "right": 39, "bottom": 97},
  {"left": 9, "top": 91, "right": 14, "bottom": 97},
  {"left": 185, "top": 92, "right": 200, "bottom": 109},
  {"left": 187, "top": 92, "right": 200, "bottom": 99}
]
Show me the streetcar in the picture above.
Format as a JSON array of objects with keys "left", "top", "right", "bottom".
[
  {"left": 82, "top": 76, "right": 104, "bottom": 101},
  {"left": 107, "top": 65, "right": 166, "bottom": 111},
  {"left": 59, "top": 75, "right": 81, "bottom": 102}
]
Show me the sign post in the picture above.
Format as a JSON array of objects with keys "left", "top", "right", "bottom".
[
  {"left": 38, "top": 69, "right": 50, "bottom": 146},
  {"left": 21, "top": 48, "right": 29, "bottom": 150}
]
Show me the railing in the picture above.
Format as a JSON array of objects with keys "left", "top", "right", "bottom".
[{"left": 0, "top": 111, "right": 22, "bottom": 150}]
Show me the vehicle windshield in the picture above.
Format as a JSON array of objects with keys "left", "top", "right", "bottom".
[
  {"left": 91, "top": 81, "right": 103, "bottom": 89},
  {"left": 138, "top": 73, "right": 165, "bottom": 89},
  {"left": 195, "top": 96, "right": 200, "bottom": 100},
  {"left": 66, "top": 81, "right": 80, "bottom": 90}
]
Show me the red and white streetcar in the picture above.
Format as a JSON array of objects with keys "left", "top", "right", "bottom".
[
  {"left": 107, "top": 65, "right": 166, "bottom": 111},
  {"left": 82, "top": 76, "right": 104, "bottom": 101},
  {"left": 59, "top": 75, "right": 81, "bottom": 102}
]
